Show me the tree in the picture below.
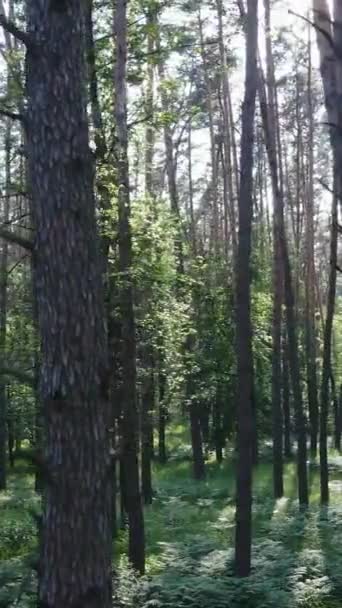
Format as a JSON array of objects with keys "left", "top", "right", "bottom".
[
  {"left": 114, "top": 0, "right": 145, "bottom": 573},
  {"left": 23, "top": 1, "right": 113, "bottom": 604},
  {"left": 234, "top": 0, "right": 258, "bottom": 578}
]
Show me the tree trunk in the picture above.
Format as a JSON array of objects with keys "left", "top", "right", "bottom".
[
  {"left": 305, "top": 24, "right": 319, "bottom": 458},
  {"left": 282, "top": 336, "right": 292, "bottom": 458},
  {"left": 331, "top": 371, "right": 341, "bottom": 452},
  {"left": 320, "top": 174, "right": 338, "bottom": 505},
  {"left": 0, "top": 118, "right": 10, "bottom": 491},
  {"left": 158, "top": 364, "right": 167, "bottom": 464},
  {"left": 234, "top": 0, "right": 258, "bottom": 578},
  {"left": 216, "top": 0, "right": 237, "bottom": 262},
  {"left": 114, "top": 0, "right": 145, "bottom": 573},
  {"left": 258, "top": 0, "right": 308, "bottom": 507},
  {"left": 189, "top": 401, "right": 205, "bottom": 480},
  {"left": 141, "top": 359, "right": 154, "bottom": 505},
  {"left": 25, "top": 1, "right": 113, "bottom": 605},
  {"left": 263, "top": 0, "right": 283, "bottom": 499}
]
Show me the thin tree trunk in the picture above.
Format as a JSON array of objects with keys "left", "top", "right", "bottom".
[
  {"left": 216, "top": 0, "right": 237, "bottom": 262},
  {"left": 234, "top": 0, "right": 258, "bottom": 578},
  {"left": 0, "top": 118, "right": 10, "bottom": 491},
  {"left": 331, "top": 371, "right": 341, "bottom": 452},
  {"left": 320, "top": 174, "right": 338, "bottom": 505},
  {"left": 282, "top": 335, "right": 292, "bottom": 458},
  {"left": 264, "top": 0, "right": 283, "bottom": 499},
  {"left": 305, "top": 25, "right": 319, "bottom": 457},
  {"left": 198, "top": 11, "right": 219, "bottom": 255},
  {"left": 114, "top": 0, "right": 145, "bottom": 573},
  {"left": 158, "top": 362, "right": 167, "bottom": 464},
  {"left": 258, "top": 2, "right": 308, "bottom": 507},
  {"left": 141, "top": 356, "right": 154, "bottom": 505},
  {"left": 190, "top": 400, "right": 206, "bottom": 480}
]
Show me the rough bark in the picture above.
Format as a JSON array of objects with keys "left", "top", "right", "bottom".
[
  {"left": 234, "top": 0, "right": 258, "bottom": 578},
  {"left": 114, "top": 0, "right": 145, "bottom": 573},
  {"left": 25, "top": 1, "right": 113, "bottom": 605}
]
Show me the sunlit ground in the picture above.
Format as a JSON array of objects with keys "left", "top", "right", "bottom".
[{"left": 2, "top": 427, "right": 342, "bottom": 607}]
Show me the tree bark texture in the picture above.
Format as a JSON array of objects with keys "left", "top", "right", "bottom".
[{"left": 25, "top": 2, "right": 113, "bottom": 606}]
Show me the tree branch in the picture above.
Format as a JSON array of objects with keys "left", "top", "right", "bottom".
[
  {"left": 0, "top": 108, "right": 23, "bottom": 122},
  {"left": 0, "top": 366, "right": 34, "bottom": 387},
  {"left": 0, "top": 227, "right": 33, "bottom": 251},
  {"left": 288, "top": 9, "right": 340, "bottom": 58},
  {"left": 0, "top": 14, "right": 33, "bottom": 48}
]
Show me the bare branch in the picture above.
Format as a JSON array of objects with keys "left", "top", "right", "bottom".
[
  {"left": 0, "top": 107, "right": 23, "bottom": 121},
  {"left": 0, "top": 14, "right": 33, "bottom": 47},
  {"left": 0, "top": 365, "right": 34, "bottom": 386},
  {"left": 0, "top": 226, "right": 33, "bottom": 251},
  {"left": 288, "top": 9, "right": 340, "bottom": 58}
]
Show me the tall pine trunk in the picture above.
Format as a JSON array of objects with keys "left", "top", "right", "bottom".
[
  {"left": 320, "top": 175, "right": 338, "bottom": 505},
  {"left": 234, "top": 0, "right": 258, "bottom": 578},
  {"left": 0, "top": 118, "right": 10, "bottom": 490},
  {"left": 114, "top": 0, "right": 145, "bottom": 573},
  {"left": 25, "top": 2, "right": 113, "bottom": 605},
  {"left": 263, "top": 0, "right": 283, "bottom": 500},
  {"left": 305, "top": 26, "right": 319, "bottom": 457}
]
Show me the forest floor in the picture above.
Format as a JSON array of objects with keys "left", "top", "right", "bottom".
[{"left": 1, "top": 426, "right": 342, "bottom": 607}]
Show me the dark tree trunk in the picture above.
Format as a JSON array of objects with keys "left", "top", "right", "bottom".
[
  {"left": 0, "top": 118, "right": 10, "bottom": 491},
  {"left": 234, "top": 0, "right": 258, "bottom": 578},
  {"left": 320, "top": 175, "right": 338, "bottom": 505},
  {"left": 158, "top": 366, "right": 167, "bottom": 464},
  {"left": 141, "top": 361, "right": 154, "bottom": 505},
  {"left": 305, "top": 26, "right": 319, "bottom": 458},
  {"left": 331, "top": 372, "right": 341, "bottom": 452},
  {"left": 282, "top": 338, "right": 292, "bottom": 458},
  {"left": 25, "top": 2, "right": 113, "bottom": 605},
  {"left": 189, "top": 401, "right": 206, "bottom": 480},
  {"left": 338, "top": 384, "right": 342, "bottom": 453},
  {"left": 263, "top": 0, "right": 283, "bottom": 499},
  {"left": 213, "top": 389, "right": 223, "bottom": 463},
  {"left": 114, "top": 0, "right": 145, "bottom": 573},
  {"left": 258, "top": 0, "right": 308, "bottom": 507}
]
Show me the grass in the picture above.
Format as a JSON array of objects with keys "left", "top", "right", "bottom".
[{"left": 2, "top": 426, "right": 342, "bottom": 607}]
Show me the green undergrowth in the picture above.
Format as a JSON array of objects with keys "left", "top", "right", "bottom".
[{"left": 2, "top": 431, "right": 342, "bottom": 607}]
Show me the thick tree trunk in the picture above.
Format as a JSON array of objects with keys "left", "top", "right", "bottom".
[
  {"left": 25, "top": 2, "right": 113, "bottom": 605},
  {"left": 234, "top": 0, "right": 258, "bottom": 578},
  {"left": 114, "top": 0, "right": 145, "bottom": 573}
]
